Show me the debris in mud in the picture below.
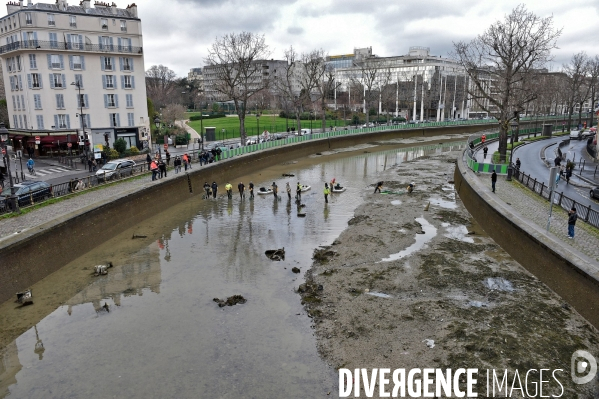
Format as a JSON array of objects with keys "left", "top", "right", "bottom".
[
  {"left": 282, "top": 173, "right": 295, "bottom": 177},
  {"left": 313, "top": 247, "right": 338, "bottom": 264},
  {"left": 16, "top": 289, "right": 33, "bottom": 306},
  {"left": 93, "top": 262, "right": 114, "bottom": 276},
  {"left": 213, "top": 295, "right": 247, "bottom": 307},
  {"left": 315, "top": 153, "right": 322, "bottom": 155},
  {"left": 132, "top": 234, "right": 147, "bottom": 239},
  {"left": 423, "top": 339, "right": 435, "bottom": 349},
  {"left": 292, "top": 267, "right": 301, "bottom": 273},
  {"left": 424, "top": 202, "right": 430, "bottom": 211},
  {"left": 297, "top": 213, "right": 306, "bottom": 217},
  {"left": 265, "top": 248, "right": 285, "bottom": 261},
  {"left": 348, "top": 215, "right": 369, "bottom": 225},
  {"left": 484, "top": 277, "right": 514, "bottom": 292}
]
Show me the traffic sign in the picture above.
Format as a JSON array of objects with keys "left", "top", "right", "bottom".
[
  {"left": 67, "top": 142, "right": 72, "bottom": 148},
  {"left": 164, "top": 144, "right": 168, "bottom": 149},
  {"left": 35, "top": 135, "right": 41, "bottom": 145}
]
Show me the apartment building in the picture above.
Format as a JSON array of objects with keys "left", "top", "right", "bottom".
[{"left": 0, "top": 0, "right": 148, "bottom": 154}]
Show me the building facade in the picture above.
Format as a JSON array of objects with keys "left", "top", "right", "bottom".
[{"left": 0, "top": 0, "right": 149, "bottom": 154}]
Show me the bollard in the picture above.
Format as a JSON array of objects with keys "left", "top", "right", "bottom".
[
  {"left": 595, "top": 165, "right": 598, "bottom": 178},
  {"left": 580, "top": 160, "right": 585, "bottom": 175}
]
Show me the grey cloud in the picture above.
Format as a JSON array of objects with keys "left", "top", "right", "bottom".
[{"left": 287, "top": 26, "right": 304, "bottom": 35}]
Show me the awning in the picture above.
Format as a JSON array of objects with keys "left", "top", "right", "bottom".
[
  {"left": 42, "top": 144, "right": 57, "bottom": 148},
  {"left": 11, "top": 135, "right": 24, "bottom": 140},
  {"left": 27, "top": 135, "right": 71, "bottom": 144}
]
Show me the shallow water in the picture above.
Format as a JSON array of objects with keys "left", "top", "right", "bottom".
[
  {"left": 380, "top": 217, "right": 438, "bottom": 262},
  {"left": 0, "top": 142, "right": 464, "bottom": 399}
]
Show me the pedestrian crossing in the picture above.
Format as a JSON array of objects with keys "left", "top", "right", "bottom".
[{"left": 34, "top": 167, "right": 71, "bottom": 176}]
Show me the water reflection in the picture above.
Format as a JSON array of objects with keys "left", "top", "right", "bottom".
[{"left": 0, "top": 142, "right": 465, "bottom": 398}]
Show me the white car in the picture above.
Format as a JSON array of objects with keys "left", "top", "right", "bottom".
[
  {"left": 569, "top": 130, "right": 582, "bottom": 140},
  {"left": 296, "top": 129, "right": 312, "bottom": 136},
  {"left": 96, "top": 159, "right": 136, "bottom": 181}
]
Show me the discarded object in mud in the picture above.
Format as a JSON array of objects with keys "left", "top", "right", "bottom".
[
  {"left": 423, "top": 339, "right": 435, "bottom": 348},
  {"left": 313, "top": 247, "right": 338, "bottom": 263},
  {"left": 93, "top": 262, "right": 114, "bottom": 276},
  {"left": 282, "top": 173, "right": 295, "bottom": 177},
  {"left": 16, "top": 289, "right": 33, "bottom": 306},
  {"left": 292, "top": 267, "right": 301, "bottom": 274},
  {"left": 448, "top": 180, "right": 455, "bottom": 184},
  {"left": 315, "top": 153, "right": 322, "bottom": 155},
  {"left": 424, "top": 202, "right": 430, "bottom": 211},
  {"left": 213, "top": 295, "right": 247, "bottom": 307},
  {"left": 297, "top": 213, "right": 306, "bottom": 217},
  {"left": 132, "top": 234, "right": 147, "bottom": 239},
  {"left": 298, "top": 203, "right": 306, "bottom": 208},
  {"left": 265, "top": 248, "right": 285, "bottom": 261}
]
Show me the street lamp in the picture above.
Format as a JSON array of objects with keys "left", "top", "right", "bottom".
[
  {"left": 154, "top": 117, "right": 162, "bottom": 157},
  {"left": 71, "top": 81, "right": 85, "bottom": 157},
  {"left": 506, "top": 120, "right": 518, "bottom": 181},
  {"left": 0, "top": 123, "right": 19, "bottom": 212},
  {"left": 310, "top": 110, "right": 314, "bottom": 133},
  {"left": 256, "top": 113, "right": 260, "bottom": 139}
]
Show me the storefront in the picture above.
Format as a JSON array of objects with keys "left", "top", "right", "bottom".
[{"left": 90, "top": 128, "right": 141, "bottom": 150}]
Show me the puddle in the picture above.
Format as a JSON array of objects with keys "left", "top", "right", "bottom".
[
  {"left": 366, "top": 291, "right": 393, "bottom": 298},
  {"left": 428, "top": 195, "right": 457, "bottom": 209},
  {"left": 381, "top": 217, "right": 437, "bottom": 262},
  {"left": 443, "top": 224, "right": 474, "bottom": 243},
  {"left": 484, "top": 277, "right": 515, "bottom": 291},
  {"left": 468, "top": 301, "right": 489, "bottom": 308},
  {"left": 391, "top": 200, "right": 402, "bottom": 205}
]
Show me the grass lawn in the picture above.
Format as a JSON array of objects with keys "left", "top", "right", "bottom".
[{"left": 186, "top": 115, "right": 350, "bottom": 141}]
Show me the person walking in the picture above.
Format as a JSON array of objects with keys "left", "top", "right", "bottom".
[
  {"left": 225, "top": 182, "right": 233, "bottom": 199},
  {"left": 146, "top": 153, "right": 152, "bottom": 170},
  {"left": 296, "top": 182, "right": 302, "bottom": 201},
  {"left": 554, "top": 155, "right": 561, "bottom": 167},
  {"left": 27, "top": 157, "right": 35, "bottom": 174},
  {"left": 374, "top": 181, "right": 383, "bottom": 194},
  {"left": 566, "top": 167, "right": 572, "bottom": 184},
  {"left": 150, "top": 160, "right": 158, "bottom": 181},
  {"left": 491, "top": 170, "right": 497, "bottom": 193},
  {"left": 174, "top": 156, "right": 181, "bottom": 173},
  {"left": 515, "top": 158, "right": 521, "bottom": 170},
  {"left": 183, "top": 153, "right": 189, "bottom": 171},
  {"left": 567, "top": 207, "right": 577, "bottom": 239},
  {"left": 88, "top": 157, "right": 93, "bottom": 173},
  {"left": 159, "top": 158, "right": 167, "bottom": 178},
  {"left": 165, "top": 150, "right": 171, "bottom": 166},
  {"left": 286, "top": 182, "right": 291, "bottom": 200},
  {"left": 238, "top": 181, "right": 245, "bottom": 199},
  {"left": 211, "top": 181, "right": 218, "bottom": 199},
  {"left": 203, "top": 182, "right": 211, "bottom": 199},
  {"left": 483, "top": 146, "right": 488, "bottom": 159},
  {"left": 271, "top": 182, "right": 278, "bottom": 199},
  {"left": 324, "top": 183, "right": 330, "bottom": 204},
  {"left": 185, "top": 153, "right": 192, "bottom": 169},
  {"left": 249, "top": 181, "right": 255, "bottom": 200}
]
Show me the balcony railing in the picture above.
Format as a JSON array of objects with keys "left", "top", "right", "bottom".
[{"left": 0, "top": 40, "right": 143, "bottom": 55}]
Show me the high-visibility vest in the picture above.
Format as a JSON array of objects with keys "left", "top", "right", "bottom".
[
  {"left": 150, "top": 161, "right": 158, "bottom": 170},
  {"left": 225, "top": 184, "right": 232, "bottom": 191}
]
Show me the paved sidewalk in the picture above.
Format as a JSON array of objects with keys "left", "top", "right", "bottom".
[
  {"left": 0, "top": 167, "right": 185, "bottom": 241},
  {"left": 477, "top": 175, "right": 599, "bottom": 262}
]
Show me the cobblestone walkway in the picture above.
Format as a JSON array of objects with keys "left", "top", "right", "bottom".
[
  {"left": 477, "top": 175, "right": 599, "bottom": 262},
  {"left": 0, "top": 170, "right": 180, "bottom": 241}
]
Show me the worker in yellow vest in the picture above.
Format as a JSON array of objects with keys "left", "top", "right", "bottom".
[
  {"left": 324, "top": 183, "right": 331, "bottom": 203},
  {"left": 225, "top": 182, "right": 233, "bottom": 199}
]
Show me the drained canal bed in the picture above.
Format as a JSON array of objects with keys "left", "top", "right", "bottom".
[{"left": 0, "top": 142, "right": 465, "bottom": 398}]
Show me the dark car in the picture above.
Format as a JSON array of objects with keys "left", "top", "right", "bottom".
[
  {"left": 591, "top": 187, "right": 599, "bottom": 200},
  {"left": 0, "top": 181, "right": 52, "bottom": 208}
]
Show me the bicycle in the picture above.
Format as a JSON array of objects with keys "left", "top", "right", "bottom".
[{"left": 28, "top": 167, "right": 36, "bottom": 176}]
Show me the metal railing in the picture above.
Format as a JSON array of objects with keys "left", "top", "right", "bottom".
[
  {"left": 515, "top": 168, "right": 599, "bottom": 229},
  {"left": 0, "top": 40, "right": 143, "bottom": 55}
]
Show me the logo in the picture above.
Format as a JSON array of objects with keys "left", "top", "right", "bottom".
[{"left": 571, "top": 350, "right": 597, "bottom": 384}]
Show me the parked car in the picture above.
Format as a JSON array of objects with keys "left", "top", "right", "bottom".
[
  {"left": 96, "top": 159, "right": 136, "bottom": 181},
  {"left": 582, "top": 127, "right": 596, "bottom": 138},
  {"left": 569, "top": 130, "right": 582, "bottom": 140},
  {"left": 272, "top": 133, "right": 284, "bottom": 140},
  {"left": 206, "top": 142, "right": 226, "bottom": 150},
  {"left": 0, "top": 181, "right": 52, "bottom": 208},
  {"left": 296, "top": 129, "right": 311, "bottom": 136},
  {"left": 590, "top": 186, "right": 599, "bottom": 200}
]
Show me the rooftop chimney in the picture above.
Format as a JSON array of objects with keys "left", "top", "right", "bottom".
[
  {"left": 80, "top": 0, "right": 90, "bottom": 9},
  {"left": 6, "top": 1, "right": 20, "bottom": 13},
  {"left": 126, "top": 3, "right": 137, "bottom": 18},
  {"left": 110, "top": 1, "right": 116, "bottom": 14}
]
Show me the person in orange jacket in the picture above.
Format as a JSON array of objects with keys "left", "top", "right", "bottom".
[{"left": 150, "top": 160, "right": 158, "bottom": 181}]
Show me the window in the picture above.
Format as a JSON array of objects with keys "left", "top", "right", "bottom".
[
  {"left": 99, "top": 36, "right": 113, "bottom": 51},
  {"left": 118, "top": 37, "right": 131, "bottom": 52},
  {"left": 56, "top": 94, "right": 65, "bottom": 109},
  {"left": 29, "top": 73, "right": 42, "bottom": 89},
  {"left": 34, "top": 94, "right": 42, "bottom": 109},
  {"left": 67, "top": 34, "right": 83, "bottom": 50},
  {"left": 29, "top": 54, "right": 37, "bottom": 69},
  {"left": 36, "top": 115, "right": 44, "bottom": 130},
  {"left": 51, "top": 73, "right": 65, "bottom": 88},
  {"left": 47, "top": 14, "right": 55, "bottom": 26},
  {"left": 16, "top": 56, "right": 21, "bottom": 71},
  {"left": 48, "top": 54, "right": 63, "bottom": 69},
  {"left": 18, "top": 115, "right": 22, "bottom": 129},
  {"left": 83, "top": 114, "right": 91, "bottom": 129},
  {"left": 101, "top": 18, "right": 108, "bottom": 30},
  {"left": 24, "top": 31, "right": 37, "bottom": 48},
  {"left": 127, "top": 113, "right": 134, "bottom": 127},
  {"left": 104, "top": 93, "right": 118, "bottom": 107},
  {"left": 102, "top": 56, "right": 113, "bottom": 71},
  {"left": 70, "top": 55, "right": 84, "bottom": 70},
  {"left": 16, "top": 95, "right": 21, "bottom": 111},
  {"left": 74, "top": 74, "right": 83, "bottom": 88},
  {"left": 70, "top": 15, "right": 76, "bottom": 28},
  {"left": 11, "top": 95, "right": 15, "bottom": 111},
  {"left": 56, "top": 114, "right": 69, "bottom": 129},
  {"left": 49, "top": 32, "right": 58, "bottom": 48},
  {"left": 12, "top": 75, "right": 22, "bottom": 90},
  {"left": 13, "top": 115, "right": 17, "bottom": 128},
  {"left": 78, "top": 93, "right": 88, "bottom": 108},
  {"left": 122, "top": 75, "right": 134, "bottom": 89},
  {"left": 109, "top": 113, "right": 120, "bottom": 127},
  {"left": 21, "top": 95, "right": 25, "bottom": 111},
  {"left": 103, "top": 75, "right": 115, "bottom": 89},
  {"left": 126, "top": 93, "right": 133, "bottom": 108},
  {"left": 120, "top": 20, "right": 127, "bottom": 32},
  {"left": 23, "top": 115, "right": 27, "bottom": 129},
  {"left": 25, "top": 12, "right": 32, "bottom": 25},
  {"left": 120, "top": 57, "right": 133, "bottom": 71}
]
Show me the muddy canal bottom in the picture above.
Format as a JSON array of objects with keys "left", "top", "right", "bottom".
[{"left": 0, "top": 143, "right": 463, "bottom": 398}]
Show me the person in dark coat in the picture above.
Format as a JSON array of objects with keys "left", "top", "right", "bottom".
[
  {"left": 567, "top": 207, "right": 577, "bottom": 238},
  {"left": 146, "top": 153, "right": 152, "bottom": 170},
  {"left": 491, "top": 170, "right": 497, "bottom": 192},
  {"left": 165, "top": 150, "right": 171, "bottom": 166},
  {"left": 211, "top": 181, "right": 218, "bottom": 199},
  {"left": 159, "top": 159, "right": 167, "bottom": 178}
]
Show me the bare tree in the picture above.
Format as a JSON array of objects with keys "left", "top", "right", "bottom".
[
  {"left": 274, "top": 46, "right": 303, "bottom": 131},
  {"left": 563, "top": 53, "right": 590, "bottom": 129},
  {"left": 205, "top": 32, "right": 271, "bottom": 144},
  {"left": 588, "top": 55, "right": 599, "bottom": 128},
  {"left": 452, "top": 5, "right": 561, "bottom": 162},
  {"left": 161, "top": 103, "right": 187, "bottom": 127},
  {"left": 146, "top": 65, "right": 179, "bottom": 109}
]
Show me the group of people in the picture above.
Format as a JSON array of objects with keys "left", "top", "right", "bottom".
[
  {"left": 148, "top": 152, "right": 196, "bottom": 181},
  {"left": 204, "top": 181, "right": 256, "bottom": 200},
  {"left": 553, "top": 155, "right": 573, "bottom": 186}
]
